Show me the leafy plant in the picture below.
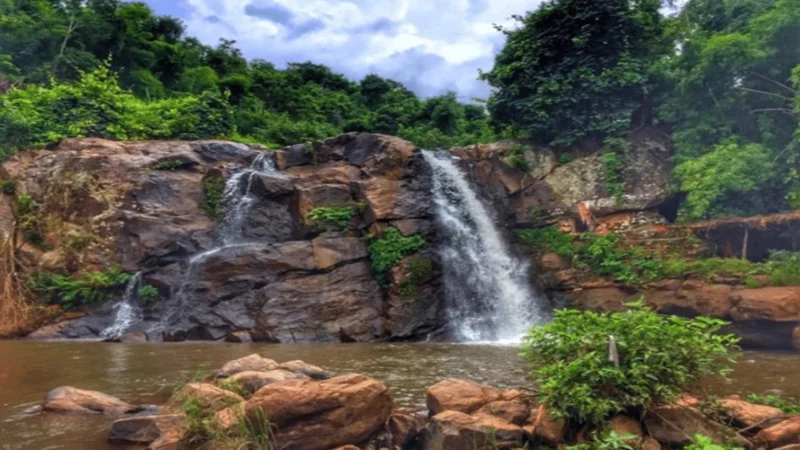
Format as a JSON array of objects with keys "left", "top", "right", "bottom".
[
  {"left": 14, "top": 193, "right": 46, "bottom": 247},
  {"left": 567, "top": 431, "right": 637, "bottom": 450},
  {"left": 745, "top": 393, "right": 800, "bottom": 415},
  {"left": 558, "top": 152, "right": 575, "bottom": 165},
  {"left": 508, "top": 143, "right": 532, "bottom": 171},
  {"left": 305, "top": 205, "right": 359, "bottom": 231},
  {"left": 368, "top": 227, "right": 426, "bottom": 274},
  {"left": 0, "top": 180, "right": 17, "bottom": 195},
  {"left": 602, "top": 137, "right": 629, "bottom": 205},
  {"left": 201, "top": 176, "right": 226, "bottom": 219},
  {"left": 398, "top": 257, "right": 434, "bottom": 297},
  {"left": 517, "top": 227, "right": 575, "bottom": 259},
  {"left": 150, "top": 159, "right": 185, "bottom": 171},
  {"left": 521, "top": 304, "right": 739, "bottom": 425},
  {"left": 66, "top": 233, "right": 100, "bottom": 251},
  {"left": 684, "top": 434, "right": 743, "bottom": 450},
  {"left": 138, "top": 285, "right": 160, "bottom": 304},
  {"left": 29, "top": 267, "right": 132, "bottom": 310}
]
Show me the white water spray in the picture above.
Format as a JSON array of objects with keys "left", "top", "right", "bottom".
[
  {"left": 102, "top": 272, "right": 142, "bottom": 339},
  {"left": 218, "top": 153, "right": 280, "bottom": 245},
  {"left": 423, "top": 151, "right": 548, "bottom": 342}
]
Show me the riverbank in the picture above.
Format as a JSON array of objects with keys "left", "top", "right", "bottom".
[{"left": 3, "top": 341, "right": 800, "bottom": 450}]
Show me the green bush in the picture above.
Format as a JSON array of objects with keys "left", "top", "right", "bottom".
[
  {"left": 150, "top": 160, "right": 185, "bottom": 171},
  {"left": 0, "top": 180, "right": 17, "bottom": 195},
  {"left": 508, "top": 143, "right": 532, "bottom": 171},
  {"left": 517, "top": 227, "right": 575, "bottom": 258},
  {"left": 201, "top": 176, "right": 226, "bottom": 219},
  {"left": 684, "top": 434, "right": 743, "bottom": 450},
  {"left": 368, "top": 227, "right": 426, "bottom": 274},
  {"left": 29, "top": 267, "right": 132, "bottom": 310},
  {"left": 14, "top": 193, "right": 46, "bottom": 247},
  {"left": 745, "top": 393, "right": 800, "bottom": 415},
  {"left": 558, "top": 152, "right": 575, "bottom": 165},
  {"left": 138, "top": 285, "right": 160, "bottom": 304},
  {"left": 566, "top": 431, "right": 637, "bottom": 450},
  {"left": 398, "top": 257, "right": 434, "bottom": 297},
  {"left": 521, "top": 304, "right": 739, "bottom": 425},
  {"left": 767, "top": 251, "right": 800, "bottom": 286},
  {"left": 305, "top": 205, "right": 359, "bottom": 231}
]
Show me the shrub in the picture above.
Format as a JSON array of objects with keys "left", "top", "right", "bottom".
[
  {"left": 521, "top": 304, "right": 739, "bottom": 425},
  {"left": 66, "top": 232, "right": 100, "bottom": 251},
  {"left": 508, "top": 143, "right": 532, "bottom": 171},
  {"left": 768, "top": 251, "right": 800, "bottom": 286},
  {"left": 305, "top": 205, "right": 358, "bottom": 231},
  {"left": 201, "top": 176, "right": 226, "bottom": 219},
  {"left": 558, "top": 152, "right": 575, "bottom": 165},
  {"left": 150, "top": 159, "right": 185, "bottom": 171},
  {"left": 14, "top": 193, "right": 46, "bottom": 247},
  {"left": 398, "top": 257, "right": 434, "bottom": 297},
  {"left": 138, "top": 285, "right": 160, "bottom": 304},
  {"left": 567, "top": 431, "right": 637, "bottom": 450},
  {"left": 368, "top": 227, "right": 426, "bottom": 274},
  {"left": 29, "top": 267, "right": 132, "bottom": 310},
  {"left": 0, "top": 180, "right": 17, "bottom": 195},
  {"left": 746, "top": 393, "right": 800, "bottom": 415},
  {"left": 684, "top": 434, "right": 743, "bottom": 450},
  {"left": 517, "top": 227, "right": 575, "bottom": 259}
]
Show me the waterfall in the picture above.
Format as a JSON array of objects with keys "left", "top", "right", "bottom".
[
  {"left": 218, "top": 153, "right": 279, "bottom": 245},
  {"left": 422, "top": 151, "right": 549, "bottom": 343},
  {"left": 102, "top": 272, "right": 142, "bottom": 339}
]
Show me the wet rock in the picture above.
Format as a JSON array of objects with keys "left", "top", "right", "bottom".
[
  {"left": 426, "top": 379, "right": 503, "bottom": 415},
  {"left": 171, "top": 383, "right": 244, "bottom": 415},
  {"left": 731, "top": 287, "right": 800, "bottom": 322},
  {"left": 119, "top": 332, "right": 148, "bottom": 343},
  {"left": 719, "top": 397, "right": 784, "bottom": 428},
  {"left": 312, "top": 236, "right": 369, "bottom": 270},
  {"left": 529, "top": 405, "right": 566, "bottom": 444},
  {"left": 245, "top": 374, "right": 393, "bottom": 450},
  {"left": 228, "top": 369, "right": 308, "bottom": 393},
  {"left": 108, "top": 414, "right": 186, "bottom": 444},
  {"left": 477, "top": 400, "right": 531, "bottom": 426},
  {"left": 388, "top": 413, "right": 423, "bottom": 448},
  {"left": 277, "top": 360, "right": 333, "bottom": 380},
  {"left": 608, "top": 415, "right": 643, "bottom": 444},
  {"left": 213, "top": 402, "right": 246, "bottom": 432},
  {"left": 424, "top": 410, "right": 524, "bottom": 450},
  {"left": 43, "top": 386, "right": 139, "bottom": 415},
  {"left": 214, "top": 354, "right": 279, "bottom": 378},
  {"left": 757, "top": 416, "right": 800, "bottom": 447},
  {"left": 225, "top": 331, "right": 253, "bottom": 343},
  {"left": 645, "top": 404, "right": 739, "bottom": 446}
]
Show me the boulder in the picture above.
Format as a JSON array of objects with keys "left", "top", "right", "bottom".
[
  {"left": 645, "top": 404, "right": 739, "bottom": 446},
  {"left": 757, "top": 416, "right": 800, "bottom": 448},
  {"left": 477, "top": 400, "right": 531, "bottom": 426},
  {"left": 228, "top": 369, "right": 308, "bottom": 393},
  {"left": 719, "top": 397, "right": 784, "bottom": 428},
  {"left": 424, "top": 410, "right": 524, "bottom": 450},
  {"left": 213, "top": 402, "right": 246, "bottom": 432},
  {"left": 277, "top": 360, "right": 333, "bottom": 380},
  {"left": 731, "top": 287, "right": 800, "bottom": 322},
  {"left": 214, "top": 354, "right": 279, "bottom": 378},
  {"left": 609, "top": 415, "right": 643, "bottom": 444},
  {"left": 43, "top": 386, "right": 139, "bottom": 415},
  {"left": 312, "top": 236, "right": 369, "bottom": 270},
  {"left": 245, "top": 374, "right": 393, "bottom": 450},
  {"left": 426, "top": 379, "right": 503, "bottom": 415},
  {"left": 388, "top": 412, "right": 423, "bottom": 448},
  {"left": 172, "top": 383, "right": 244, "bottom": 415},
  {"left": 530, "top": 405, "right": 566, "bottom": 444},
  {"left": 108, "top": 415, "right": 186, "bottom": 444}
]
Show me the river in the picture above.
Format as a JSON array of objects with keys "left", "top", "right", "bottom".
[{"left": 2, "top": 341, "right": 800, "bottom": 449}]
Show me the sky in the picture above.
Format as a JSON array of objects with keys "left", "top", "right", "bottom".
[{"left": 139, "top": 0, "right": 548, "bottom": 101}]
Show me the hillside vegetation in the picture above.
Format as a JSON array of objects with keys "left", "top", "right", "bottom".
[{"left": 0, "top": 0, "right": 798, "bottom": 221}]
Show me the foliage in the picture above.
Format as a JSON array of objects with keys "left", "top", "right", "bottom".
[
  {"left": 521, "top": 304, "right": 739, "bottom": 425},
  {"left": 483, "top": 0, "right": 670, "bottom": 147},
  {"left": 201, "top": 176, "right": 226, "bottom": 219},
  {"left": 14, "top": 194, "right": 46, "bottom": 247},
  {"left": 558, "top": 152, "right": 575, "bottom": 165},
  {"left": 602, "top": 137, "right": 629, "bottom": 205},
  {"left": 745, "top": 392, "right": 800, "bottom": 415},
  {"left": 517, "top": 227, "right": 576, "bottom": 259},
  {"left": 305, "top": 205, "right": 359, "bottom": 231},
  {"left": 0, "top": 180, "right": 17, "bottom": 195},
  {"left": 507, "top": 143, "right": 532, "bottom": 171},
  {"left": 684, "top": 434, "right": 743, "bottom": 450},
  {"left": 398, "top": 257, "right": 434, "bottom": 297},
  {"left": 368, "top": 228, "right": 426, "bottom": 274},
  {"left": 181, "top": 393, "right": 275, "bottom": 450},
  {"left": 28, "top": 267, "right": 132, "bottom": 310},
  {"left": 566, "top": 431, "right": 636, "bottom": 450},
  {"left": 66, "top": 232, "right": 100, "bottom": 251},
  {"left": 137, "top": 285, "right": 160, "bottom": 304},
  {"left": 767, "top": 251, "right": 800, "bottom": 286},
  {"left": 150, "top": 159, "right": 185, "bottom": 171}
]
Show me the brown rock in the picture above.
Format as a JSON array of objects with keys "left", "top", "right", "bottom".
[
  {"left": 225, "top": 331, "right": 253, "bottom": 343},
  {"left": 109, "top": 414, "right": 186, "bottom": 444},
  {"left": 532, "top": 405, "right": 566, "bottom": 444},
  {"left": 478, "top": 400, "right": 531, "bottom": 425},
  {"left": 608, "top": 415, "right": 642, "bottom": 444},
  {"left": 245, "top": 374, "right": 393, "bottom": 450},
  {"left": 388, "top": 413, "right": 423, "bottom": 447},
  {"left": 312, "top": 236, "right": 369, "bottom": 270},
  {"left": 642, "top": 437, "right": 662, "bottom": 450},
  {"left": 228, "top": 369, "right": 308, "bottom": 393},
  {"left": 331, "top": 446, "right": 360, "bottom": 450},
  {"left": 425, "top": 410, "right": 523, "bottom": 450},
  {"left": 43, "top": 386, "right": 139, "bottom": 415},
  {"left": 426, "top": 379, "right": 503, "bottom": 415},
  {"left": 172, "top": 383, "right": 244, "bottom": 415},
  {"left": 214, "top": 354, "right": 279, "bottom": 378},
  {"left": 645, "top": 404, "right": 738, "bottom": 446},
  {"left": 277, "top": 360, "right": 332, "bottom": 380},
  {"left": 757, "top": 416, "right": 800, "bottom": 447},
  {"left": 213, "top": 402, "right": 246, "bottom": 432},
  {"left": 541, "top": 253, "right": 569, "bottom": 270},
  {"left": 571, "top": 287, "right": 630, "bottom": 312},
  {"left": 732, "top": 287, "right": 800, "bottom": 322},
  {"left": 719, "top": 397, "right": 784, "bottom": 428}
]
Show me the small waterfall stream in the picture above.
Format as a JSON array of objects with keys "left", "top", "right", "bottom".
[
  {"left": 423, "top": 151, "right": 549, "bottom": 342},
  {"left": 102, "top": 272, "right": 142, "bottom": 339}
]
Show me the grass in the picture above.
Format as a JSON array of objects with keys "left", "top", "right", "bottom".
[
  {"left": 202, "top": 175, "right": 226, "bottom": 219},
  {"left": 746, "top": 393, "right": 800, "bottom": 415},
  {"left": 28, "top": 267, "right": 131, "bottom": 310},
  {"left": 181, "top": 393, "right": 275, "bottom": 450},
  {"left": 149, "top": 159, "right": 185, "bottom": 171},
  {"left": 305, "top": 204, "right": 360, "bottom": 231}
]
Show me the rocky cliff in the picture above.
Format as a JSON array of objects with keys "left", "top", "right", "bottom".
[{"left": 2, "top": 130, "right": 797, "bottom": 347}]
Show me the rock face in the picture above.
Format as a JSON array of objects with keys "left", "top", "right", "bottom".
[
  {"left": 43, "top": 386, "right": 141, "bottom": 415},
  {"left": 245, "top": 374, "right": 393, "bottom": 450},
  {"left": 425, "top": 410, "right": 524, "bottom": 450},
  {"left": 109, "top": 415, "right": 186, "bottom": 444},
  {"left": 426, "top": 379, "right": 503, "bottom": 415}
]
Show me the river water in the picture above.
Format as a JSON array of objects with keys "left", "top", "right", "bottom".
[{"left": 2, "top": 341, "right": 800, "bottom": 450}]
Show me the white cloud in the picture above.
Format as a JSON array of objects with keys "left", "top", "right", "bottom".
[{"left": 156, "top": 0, "right": 548, "bottom": 100}]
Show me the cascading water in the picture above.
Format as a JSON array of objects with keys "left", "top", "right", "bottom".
[
  {"left": 102, "top": 272, "right": 142, "bottom": 339},
  {"left": 218, "top": 152, "right": 279, "bottom": 246},
  {"left": 422, "top": 151, "right": 549, "bottom": 343}
]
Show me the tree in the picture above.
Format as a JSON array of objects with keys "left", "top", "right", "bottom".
[{"left": 483, "top": 0, "right": 671, "bottom": 147}]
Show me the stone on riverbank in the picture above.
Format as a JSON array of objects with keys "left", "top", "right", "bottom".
[
  {"left": 228, "top": 369, "right": 308, "bottom": 394},
  {"left": 213, "top": 354, "right": 279, "bottom": 378},
  {"left": 171, "top": 383, "right": 243, "bottom": 415},
  {"left": 277, "top": 360, "right": 333, "bottom": 380},
  {"left": 757, "top": 416, "right": 800, "bottom": 447},
  {"left": 424, "top": 410, "right": 524, "bottom": 450},
  {"left": 720, "top": 396, "right": 785, "bottom": 428},
  {"left": 426, "top": 379, "right": 503, "bottom": 415},
  {"left": 245, "top": 374, "right": 392, "bottom": 450},
  {"left": 43, "top": 386, "right": 141, "bottom": 415},
  {"left": 109, "top": 414, "right": 186, "bottom": 444}
]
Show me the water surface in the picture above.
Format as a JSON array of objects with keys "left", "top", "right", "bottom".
[{"left": 1, "top": 341, "right": 799, "bottom": 450}]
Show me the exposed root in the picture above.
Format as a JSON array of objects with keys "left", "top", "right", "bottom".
[{"left": 0, "top": 230, "right": 33, "bottom": 337}]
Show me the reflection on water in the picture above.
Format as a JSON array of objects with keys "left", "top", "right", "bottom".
[{"left": 1, "top": 341, "right": 800, "bottom": 450}]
